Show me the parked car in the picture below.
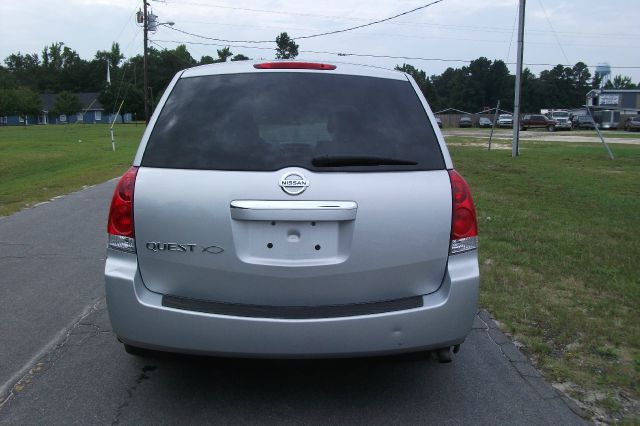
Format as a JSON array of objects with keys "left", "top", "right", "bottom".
[
  {"left": 624, "top": 116, "right": 640, "bottom": 131},
  {"left": 520, "top": 114, "right": 558, "bottom": 132},
  {"left": 546, "top": 110, "right": 572, "bottom": 130},
  {"left": 572, "top": 115, "right": 596, "bottom": 130},
  {"left": 478, "top": 117, "right": 492, "bottom": 128},
  {"left": 105, "top": 60, "right": 480, "bottom": 362},
  {"left": 497, "top": 114, "right": 513, "bottom": 128},
  {"left": 436, "top": 116, "right": 443, "bottom": 128},
  {"left": 459, "top": 116, "right": 472, "bottom": 128}
]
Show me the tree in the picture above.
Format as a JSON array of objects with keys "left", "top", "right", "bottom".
[
  {"left": 0, "top": 88, "right": 17, "bottom": 119},
  {"left": 95, "top": 42, "right": 124, "bottom": 69},
  {"left": 570, "top": 62, "right": 592, "bottom": 107},
  {"left": 275, "top": 32, "right": 299, "bottom": 59},
  {"left": 216, "top": 47, "right": 233, "bottom": 63},
  {"left": 231, "top": 54, "right": 250, "bottom": 61},
  {"left": 1, "top": 87, "right": 42, "bottom": 126},
  {"left": 604, "top": 75, "right": 636, "bottom": 89},
  {"left": 52, "top": 91, "right": 82, "bottom": 124},
  {"left": 16, "top": 87, "right": 42, "bottom": 116},
  {"left": 0, "top": 65, "right": 18, "bottom": 89},
  {"left": 200, "top": 55, "right": 215, "bottom": 65}
]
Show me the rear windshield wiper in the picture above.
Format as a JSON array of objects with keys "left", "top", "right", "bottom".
[{"left": 311, "top": 155, "right": 418, "bottom": 167}]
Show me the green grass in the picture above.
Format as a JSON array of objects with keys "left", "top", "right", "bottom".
[
  {"left": 448, "top": 138, "right": 640, "bottom": 422},
  {"left": 0, "top": 124, "right": 143, "bottom": 216}
]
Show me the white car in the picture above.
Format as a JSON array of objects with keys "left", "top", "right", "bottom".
[
  {"left": 497, "top": 114, "right": 513, "bottom": 128},
  {"left": 105, "top": 60, "right": 480, "bottom": 362}
]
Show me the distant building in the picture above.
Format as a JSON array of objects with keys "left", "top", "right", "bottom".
[
  {"left": 40, "top": 92, "right": 105, "bottom": 125},
  {"left": 586, "top": 89, "right": 640, "bottom": 115},
  {"left": 1, "top": 92, "right": 132, "bottom": 126},
  {"left": 583, "top": 89, "right": 640, "bottom": 130}
]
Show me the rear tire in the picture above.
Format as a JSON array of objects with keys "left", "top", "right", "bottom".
[{"left": 547, "top": 124, "right": 556, "bottom": 132}]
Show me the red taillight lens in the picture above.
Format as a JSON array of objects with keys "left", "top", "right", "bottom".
[
  {"left": 449, "top": 169, "right": 478, "bottom": 240},
  {"left": 108, "top": 166, "right": 138, "bottom": 237},
  {"left": 253, "top": 62, "right": 337, "bottom": 70}
]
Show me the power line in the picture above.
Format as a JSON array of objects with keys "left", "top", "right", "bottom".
[
  {"left": 167, "top": 26, "right": 272, "bottom": 43},
  {"left": 159, "top": 0, "right": 640, "bottom": 40},
  {"left": 151, "top": 38, "right": 640, "bottom": 69},
  {"left": 165, "top": 0, "right": 445, "bottom": 44},
  {"left": 151, "top": 38, "right": 275, "bottom": 53},
  {"left": 114, "top": 2, "right": 142, "bottom": 47},
  {"left": 160, "top": 20, "right": 640, "bottom": 49},
  {"left": 506, "top": 2, "right": 519, "bottom": 63},
  {"left": 292, "top": 0, "right": 445, "bottom": 41},
  {"left": 537, "top": 0, "right": 570, "bottom": 64}
]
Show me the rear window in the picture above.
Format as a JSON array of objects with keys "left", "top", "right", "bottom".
[{"left": 142, "top": 72, "right": 444, "bottom": 172}]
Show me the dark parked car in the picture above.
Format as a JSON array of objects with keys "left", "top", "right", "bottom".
[
  {"left": 624, "top": 116, "right": 640, "bottom": 131},
  {"left": 459, "top": 116, "right": 472, "bottom": 128},
  {"left": 478, "top": 117, "right": 492, "bottom": 128},
  {"left": 520, "top": 114, "right": 557, "bottom": 132},
  {"left": 572, "top": 115, "right": 596, "bottom": 130}
]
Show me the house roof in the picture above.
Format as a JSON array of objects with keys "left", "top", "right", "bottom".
[
  {"left": 40, "top": 92, "right": 103, "bottom": 112},
  {"left": 433, "top": 108, "right": 474, "bottom": 115},
  {"left": 587, "top": 88, "right": 640, "bottom": 96}
]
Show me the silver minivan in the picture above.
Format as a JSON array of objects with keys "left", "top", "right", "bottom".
[{"left": 105, "top": 60, "right": 479, "bottom": 362}]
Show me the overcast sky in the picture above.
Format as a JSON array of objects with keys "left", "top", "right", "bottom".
[{"left": 1, "top": 0, "right": 639, "bottom": 83}]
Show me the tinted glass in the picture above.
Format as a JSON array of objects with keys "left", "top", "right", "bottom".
[{"left": 142, "top": 73, "right": 444, "bottom": 172}]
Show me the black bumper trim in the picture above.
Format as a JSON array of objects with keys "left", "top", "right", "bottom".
[{"left": 162, "top": 294, "right": 424, "bottom": 319}]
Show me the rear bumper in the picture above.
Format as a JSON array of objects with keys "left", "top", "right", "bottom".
[{"left": 105, "top": 250, "right": 479, "bottom": 358}]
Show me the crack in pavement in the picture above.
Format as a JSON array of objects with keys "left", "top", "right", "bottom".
[
  {"left": 0, "top": 299, "right": 108, "bottom": 409},
  {"left": 111, "top": 365, "right": 158, "bottom": 426}
]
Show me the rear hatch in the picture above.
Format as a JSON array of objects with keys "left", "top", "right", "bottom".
[{"left": 134, "top": 68, "right": 451, "bottom": 306}]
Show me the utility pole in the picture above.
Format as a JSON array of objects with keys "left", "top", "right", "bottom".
[
  {"left": 137, "top": 3, "right": 170, "bottom": 124},
  {"left": 512, "top": 0, "right": 526, "bottom": 157},
  {"left": 143, "top": 0, "right": 150, "bottom": 124}
]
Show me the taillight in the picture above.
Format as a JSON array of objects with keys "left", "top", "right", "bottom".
[
  {"left": 253, "top": 62, "right": 337, "bottom": 70},
  {"left": 107, "top": 166, "right": 138, "bottom": 253},
  {"left": 448, "top": 170, "right": 478, "bottom": 255}
]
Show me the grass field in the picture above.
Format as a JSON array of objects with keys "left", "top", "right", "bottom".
[
  {"left": 0, "top": 124, "right": 143, "bottom": 216},
  {"left": 449, "top": 139, "right": 639, "bottom": 422},
  {"left": 1, "top": 125, "right": 638, "bottom": 421}
]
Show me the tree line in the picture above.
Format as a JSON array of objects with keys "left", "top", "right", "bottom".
[
  {"left": 398, "top": 59, "right": 636, "bottom": 113},
  {"left": 1, "top": 33, "right": 636, "bottom": 121},
  {"left": 0, "top": 33, "right": 299, "bottom": 120}
]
